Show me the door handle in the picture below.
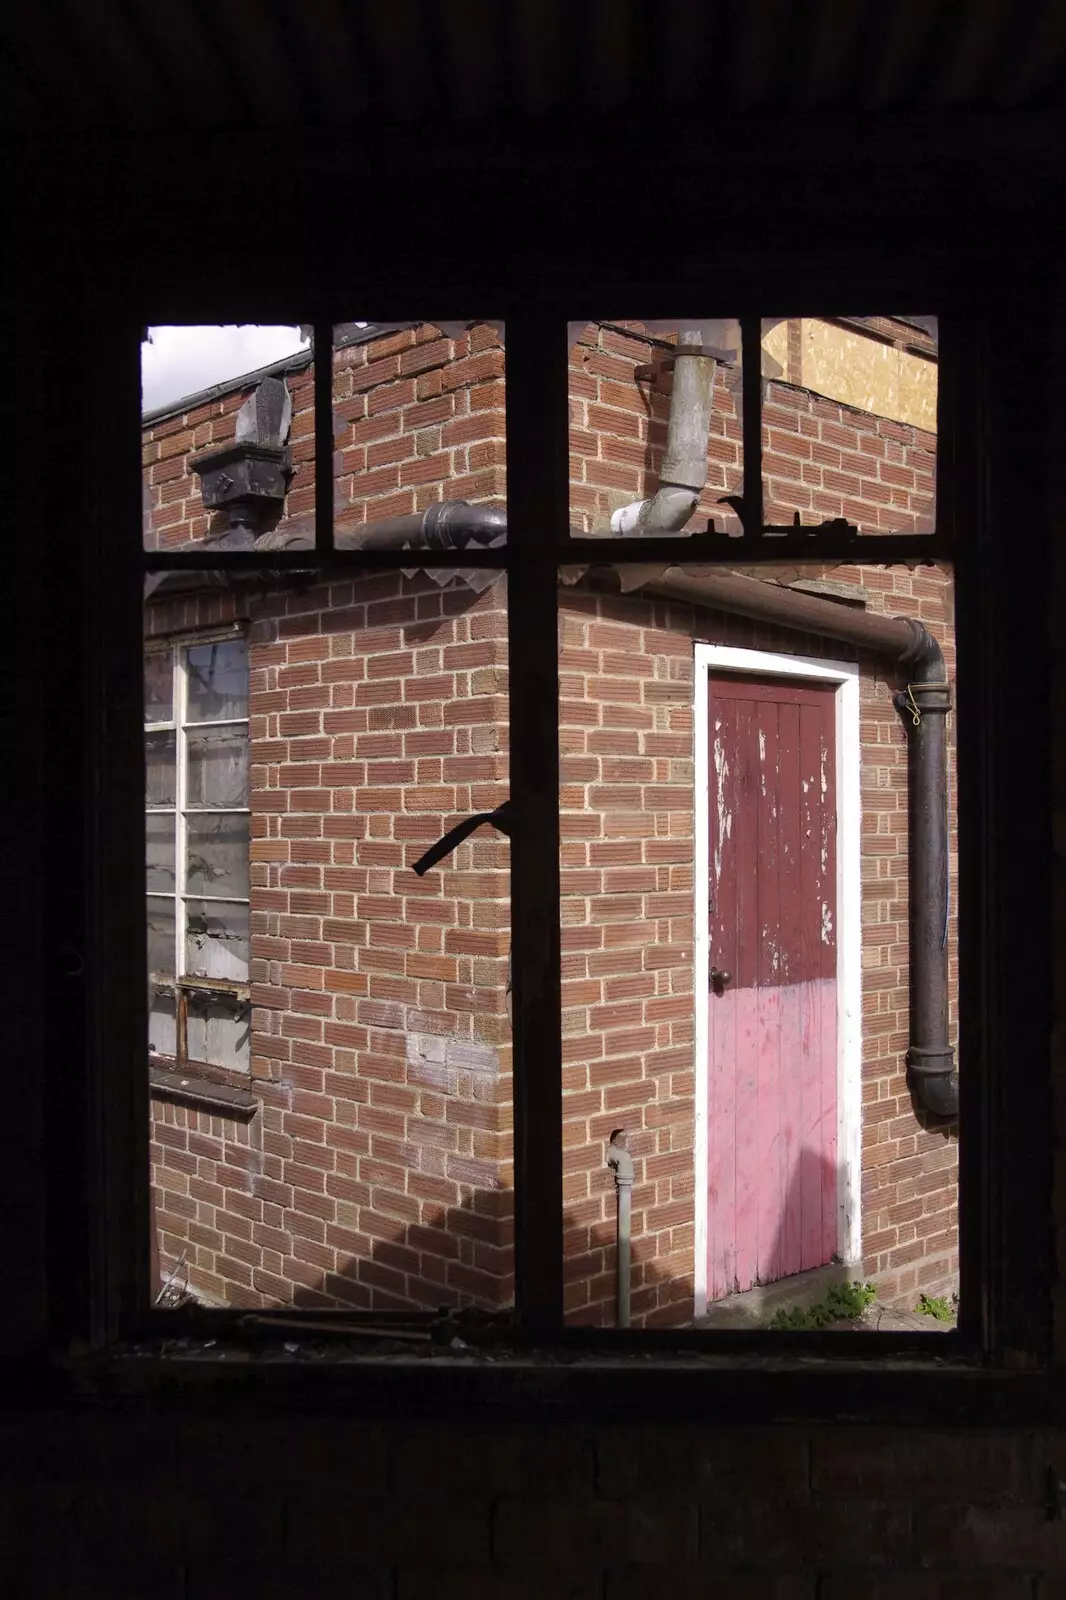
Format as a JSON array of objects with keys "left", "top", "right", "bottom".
[{"left": 710, "top": 966, "right": 732, "bottom": 996}]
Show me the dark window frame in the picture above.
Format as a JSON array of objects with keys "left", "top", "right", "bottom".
[{"left": 59, "top": 266, "right": 1053, "bottom": 1405}]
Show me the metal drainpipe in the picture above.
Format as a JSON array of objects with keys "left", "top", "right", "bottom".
[
  {"left": 607, "top": 1129, "right": 634, "bottom": 1327},
  {"left": 645, "top": 567, "right": 959, "bottom": 1120},
  {"left": 895, "top": 629, "right": 956, "bottom": 1117},
  {"left": 610, "top": 330, "right": 718, "bottom": 535}
]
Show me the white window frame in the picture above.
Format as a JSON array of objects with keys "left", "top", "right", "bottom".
[{"left": 144, "top": 624, "right": 251, "bottom": 1072}]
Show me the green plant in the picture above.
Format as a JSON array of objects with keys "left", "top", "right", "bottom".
[
  {"left": 916, "top": 1292, "right": 956, "bottom": 1322},
  {"left": 769, "top": 1280, "right": 877, "bottom": 1330}
]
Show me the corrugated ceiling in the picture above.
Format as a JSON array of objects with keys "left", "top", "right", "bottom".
[{"left": 3, "top": 0, "right": 1065, "bottom": 129}]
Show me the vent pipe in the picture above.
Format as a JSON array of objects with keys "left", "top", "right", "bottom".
[{"left": 610, "top": 329, "right": 720, "bottom": 535}]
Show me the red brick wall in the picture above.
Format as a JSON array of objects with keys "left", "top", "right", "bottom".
[{"left": 145, "top": 320, "right": 955, "bottom": 1321}]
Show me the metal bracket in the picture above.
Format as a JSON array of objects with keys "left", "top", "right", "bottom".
[{"left": 411, "top": 800, "right": 515, "bottom": 876}]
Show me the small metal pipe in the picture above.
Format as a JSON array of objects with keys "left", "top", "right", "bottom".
[{"left": 607, "top": 1129, "right": 635, "bottom": 1328}]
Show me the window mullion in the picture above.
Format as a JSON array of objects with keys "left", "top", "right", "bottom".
[
  {"left": 174, "top": 644, "right": 189, "bottom": 1063},
  {"left": 506, "top": 313, "right": 567, "bottom": 1337}
]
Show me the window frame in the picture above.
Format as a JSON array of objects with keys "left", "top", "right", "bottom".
[
  {"left": 143, "top": 629, "right": 252, "bottom": 1076},
  {"left": 65, "top": 288, "right": 1054, "bottom": 1400}
]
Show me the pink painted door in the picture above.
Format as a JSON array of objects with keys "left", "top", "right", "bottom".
[{"left": 707, "top": 671, "right": 838, "bottom": 1300}]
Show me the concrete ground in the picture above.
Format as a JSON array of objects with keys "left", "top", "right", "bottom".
[{"left": 695, "top": 1262, "right": 954, "bottom": 1332}]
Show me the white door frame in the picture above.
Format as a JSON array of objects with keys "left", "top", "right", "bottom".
[{"left": 693, "top": 642, "right": 863, "bottom": 1318}]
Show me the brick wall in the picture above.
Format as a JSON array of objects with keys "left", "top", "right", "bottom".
[
  {"left": 3, "top": 1411, "right": 1063, "bottom": 1595},
  {"left": 145, "top": 320, "right": 956, "bottom": 1321}
]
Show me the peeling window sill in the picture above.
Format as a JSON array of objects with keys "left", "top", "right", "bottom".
[{"left": 149, "top": 1063, "right": 258, "bottom": 1119}]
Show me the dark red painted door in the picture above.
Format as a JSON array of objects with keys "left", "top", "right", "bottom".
[{"left": 707, "top": 671, "right": 838, "bottom": 1300}]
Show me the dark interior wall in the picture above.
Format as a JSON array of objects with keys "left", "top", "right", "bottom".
[{"left": 4, "top": 116, "right": 1065, "bottom": 1588}]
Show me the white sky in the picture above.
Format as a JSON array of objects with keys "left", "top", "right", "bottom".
[{"left": 141, "top": 325, "right": 310, "bottom": 413}]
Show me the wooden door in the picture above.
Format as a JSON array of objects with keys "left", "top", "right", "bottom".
[{"left": 707, "top": 671, "right": 839, "bottom": 1300}]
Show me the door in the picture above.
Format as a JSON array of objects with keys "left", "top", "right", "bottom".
[{"left": 707, "top": 670, "right": 838, "bottom": 1300}]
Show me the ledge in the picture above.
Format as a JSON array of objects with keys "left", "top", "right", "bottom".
[
  {"left": 14, "top": 1344, "right": 1066, "bottom": 1427},
  {"left": 149, "top": 1064, "right": 258, "bottom": 1120}
]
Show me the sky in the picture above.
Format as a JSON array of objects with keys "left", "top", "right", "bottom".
[{"left": 141, "top": 325, "right": 310, "bottom": 413}]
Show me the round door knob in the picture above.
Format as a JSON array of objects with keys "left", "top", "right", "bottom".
[{"left": 709, "top": 966, "right": 732, "bottom": 994}]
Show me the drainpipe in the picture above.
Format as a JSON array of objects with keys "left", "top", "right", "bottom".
[
  {"left": 610, "top": 330, "right": 719, "bottom": 535},
  {"left": 338, "top": 499, "right": 506, "bottom": 551},
  {"left": 606, "top": 1128, "right": 634, "bottom": 1327},
  {"left": 645, "top": 567, "right": 959, "bottom": 1120}
]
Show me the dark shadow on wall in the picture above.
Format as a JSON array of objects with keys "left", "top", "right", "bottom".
[{"left": 153, "top": 1176, "right": 695, "bottom": 1329}]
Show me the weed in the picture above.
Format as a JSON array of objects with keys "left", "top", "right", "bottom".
[
  {"left": 769, "top": 1280, "right": 877, "bottom": 1330},
  {"left": 916, "top": 1292, "right": 957, "bottom": 1323}
]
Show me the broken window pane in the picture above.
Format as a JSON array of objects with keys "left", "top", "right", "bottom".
[
  {"left": 187, "top": 989, "right": 250, "bottom": 1073},
  {"left": 148, "top": 987, "right": 177, "bottom": 1060},
  {"left": 146, "top": 813, "right": 176, "bottom": 892},
  {"left": 333, "top": 321, "right": 507, "bottom": 551},
  {"left": 186, "top": 640, "right": 249, "bottom": 722},
  {"left": 185, "top": 900, "right": 249, "bottom": 982},
  {"left": 568, "top": 318, "right": 744, "bottom": 538},
  {"left": 141, "top": 325, "right": 312, "bottom": 554},
  {"left": 187, "top": 726, "right": 248, "bottom": 808},
  {"left": 558, "top": 560, "right": 958, "bottom": 1331},
  {"left": 147, "top": 896, "right": 175, "bottom": 980},
  {"left": 145, "top": 730, "right": 176, "bottom": 806},
  {"left": 186, "top": 814, "right": 249, "bottom": 899},
  {"left": 761, "top": 316, "right": 937, "bottom": 535},
  {"left": 144, "top": 652, "right": 173, "bottom": 722}
]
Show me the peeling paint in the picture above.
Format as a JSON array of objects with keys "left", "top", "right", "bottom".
[
  {"left": 821, "top": 902, "right": 834, "bottom": 944},
  {"left": 713, "top": 738, "right": 732, "bottom": 885}
]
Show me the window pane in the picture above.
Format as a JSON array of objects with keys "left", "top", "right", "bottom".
[
  {"left": 333, "top": 321, "right": 507, "bottom": 550},
  {"left": 559, "top": 561, "right": 958, "bottom": 1330},
  {"left": 145, "top": 730, "right": 176, "bottom": 805},
  {"left": 141, "top": 324, "right": 313, "bottom": 555},
  {"left": 147, "top": 896, "right": 175, "bottom": 979},
  {"left": 148, "top": 986, "right": 177, "bottom": 1060},
  {"left": 185, "top": 899, "right": 249, "bottom": 981},
  {"left": 187, "top": 725, "right": 248, "bottom": 807},
  {"left": 144, "top": 653, "right": 173, "bottom": 723},
  {"left": 186, "top": 814, "right": 250, "bottom": 899},
  {"left": 186, "top": 640, "right": 249, "bottom": 722},
  {"left": 568, "top": 318, "right": 744, "bottom": 538},
  {"left": 146, "top": 566, "right": 513, "bottom": 1312},
  {"left": 187, "top": 989, "right": 250, "bottom": 1073},
  {"left": 146, "top": 813, "right": 176, "bottom": 892},
  {"left": 761, "top": 316, "right": 937, "bottom": 535}
]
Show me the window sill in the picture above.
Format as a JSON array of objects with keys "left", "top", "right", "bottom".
[
  {"left": 22, "top": 1339, "right": 1065, "bottom": 1427},
  {"left": 148, "top": 1063, "right": 258, "bottom": 1120}
]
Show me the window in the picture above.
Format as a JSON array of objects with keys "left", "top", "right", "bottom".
[
  {"left": 144, "top": 634, "right": 251, "bottom": 1074},
  {"left": 95, "top": 301, "right": 1047, "bottom": 1371}
]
